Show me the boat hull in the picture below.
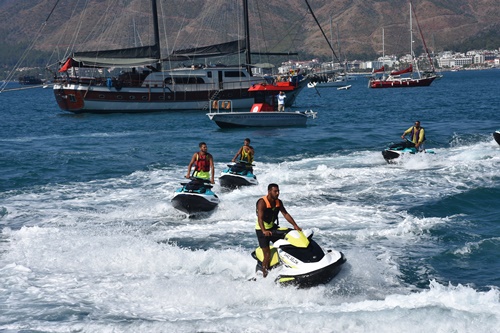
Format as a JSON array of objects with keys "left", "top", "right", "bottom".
[
  {"left": 382, "top": 147, "right": 435, "bottom": 163},
  {"left": 219, "top": 173, "right": 258, "bottom": 188},
  {"left": 382, "top": 149, "right": 407, "bottom": 162},
  {"left": 251, "top": 230, "right": 346, "bottom": 288},
  {"left": 53, "top": 84, "right": 255, "bottom": 113},
  {"left": 369, "top": 76, "right": 436, "bottom": 88},
  {"left": 52, "top": 72, "right": 309, "bottom": 114},
  {"left": 207, "top": 112, "right": 311, "bottom": 128},
  {"left": 171, "top": 193, "right": 219, "bottom": 215},
  {"left": 494, "top": 131, "right": 500, "bottom": 145},
  {"left": 277, "top": 252, "right": 346, "bottom": 288}
]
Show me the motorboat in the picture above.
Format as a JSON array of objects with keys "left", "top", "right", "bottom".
[
  {"left": 207, "top": 83, "right": 317, "bottom": 128},
  {"left": 219, "top": 161, "right": 258, "bottom": 188},
  {"left": 382, "top": 140, "right": 435, "bottom": 163},
  {"left": 307, "top": 73, "right": 355, "bottom": 89},
  {"left": 251, "top": 228, "right": 346, "bottom": 288},
  {"left": 494, "top": 130, "right": 500, "bottom": 145},
  {"left": 171, "top": 178, "right": 219, "bottom": 216}
]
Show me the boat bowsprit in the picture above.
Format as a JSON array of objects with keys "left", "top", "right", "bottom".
[
  {"left": 171, "top": 178, "right": 219, "bottom": 216},
  {"left": 382, "top": 140, "right": 435, "bottom": 163},
  {"left": 251, "top": 229, "right": 346, "bottom": 288},
  {"left": 219, "top": 161, "right": 258, "bottom": 188},
  {"left": 494, "top": 130, "right": 500, "bottom": 146}
]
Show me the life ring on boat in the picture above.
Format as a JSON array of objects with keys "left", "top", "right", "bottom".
[
  {"left": 224, "top": 101, "right": 231, "bottom": 109},
  {"left": 212, "top": 100, "right": 218, "bottom": 110}
]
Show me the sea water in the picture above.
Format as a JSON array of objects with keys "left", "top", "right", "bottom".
[{"left": 0, "top": 70, "right": 499, "bottom": 332}]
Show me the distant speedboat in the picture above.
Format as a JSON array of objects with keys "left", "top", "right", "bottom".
[
  {"left": 207, "top": 83, "right": 317, "bottom": 128},
  {"left": 307, "top": 72, "right": 355, "bottom": 89},
  {"left": 18, "top": 76, "right": 43, "bottom": 85},
  {"left": 494, "top": 130, "right": 500, "bottom": 146}
]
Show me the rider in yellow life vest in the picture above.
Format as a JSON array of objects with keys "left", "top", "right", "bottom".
[
  {"left": 401, "top": 120, "right": 426, "bottom": 151},
  {"left": 232, "top": 138, "right": 254, "bottom": 163},
  {"left": 255, "top": 183, "right": 301, "bottom": 277},
  {"left": 186, "top": 142, "right": 215, "bottom": 184}
]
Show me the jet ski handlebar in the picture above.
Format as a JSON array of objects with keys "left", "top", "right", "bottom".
[
  {"left": 181, "top": 177, "right": 213, "bottom": 187},
  {"left": 270, "top": 228, "right": 293, "bottom": 237}
]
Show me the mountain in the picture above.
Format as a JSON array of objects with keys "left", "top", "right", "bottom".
[{"left": 0, "top": 0, "right": 499, "bottom": 66}]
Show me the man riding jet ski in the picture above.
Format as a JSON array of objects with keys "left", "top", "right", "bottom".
[
  {"left": 219, "top": 160, "right": 258, "bottom": 188},
  {"left": 171, "top": 177, "right": 219, "bottom": 216},
  {"left": 173, "top": 141, "right": 219, "bottom": 216},
  {"left": 251, "top": 228, "right": 346, "bottom": 288},
  {"left": 382, "top": 121, "right": 434, "bottom": 163},
  {"left": 220, "top": 138, "right": 258, "bottom": 188}
]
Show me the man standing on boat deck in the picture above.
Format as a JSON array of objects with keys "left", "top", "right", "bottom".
[
  {"left": 401, "top": 120, "right": 426, "bottom": 151},
  {"left": 186, "top": 142, "right": 215, "bottom": 184},
  {"left": 256, "top": 183, "right": 301, "bottom": 277},
  {"left": 277, "top": 91, "right": 286, "bottom": 112}
]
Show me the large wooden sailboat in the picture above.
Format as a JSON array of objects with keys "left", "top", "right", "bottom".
[
  {"left": 369, "top": 2, "right": 437, "bottom": 89},
  {"left": 53, "top": 0, "right": 308, "bottom": 114}
]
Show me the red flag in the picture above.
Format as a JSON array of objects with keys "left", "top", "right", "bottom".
[{"left": 59, "top": 58, "right": 73, "bottom": 72}]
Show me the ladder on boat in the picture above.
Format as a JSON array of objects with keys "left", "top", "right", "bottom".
[{"left": 204, "top": 89, "right": 223, "bottom": 111}]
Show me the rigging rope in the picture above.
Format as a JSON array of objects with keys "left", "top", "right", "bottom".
[
  {"left": 303, "top": 0, "right": 340, "bottom": 64},
  {"left": 0, "top": 0, "right": 63, "bottom": 92},
  {"left": 410, "top": 0, "right": 436, "bottom": 72}
]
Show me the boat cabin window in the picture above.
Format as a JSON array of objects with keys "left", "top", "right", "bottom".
[
  {"left": 253, "top": 91, "right": 273, "bottom": 105},
  {"left": 171, "top": 77, "right": 205, "bottom": 84},
  {"left": 224, "top": 71, "right": 246, "bottom": 78},
  {"left": 207, "top": 72, "right": 212, "bottom": 78}
]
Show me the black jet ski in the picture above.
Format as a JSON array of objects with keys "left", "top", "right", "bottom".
[
  {"left": 494, "top": 130, "right": 500, "bottom": 146},
  {"left": 251, "top": 228, "right": 346, "bottom": 288},
  {"left": 171, "top": 178, "right": 219, "bottom": 216},
  {"left": 382, "top": 139, "right": 435, "bottom": 163},
  {"left": 219, "top": 161, "right": 258, "bottom": 188}
]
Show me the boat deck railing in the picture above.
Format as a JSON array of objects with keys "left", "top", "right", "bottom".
[{"left": 208, "top": 100, "right": 234, "bottom": 113}]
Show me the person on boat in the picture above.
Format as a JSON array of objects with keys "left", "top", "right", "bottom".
[
  {"left": 256, "top": 183, "right": 301, "bottom": 277},
  {"left": 277, "top": 91, "right": 286, "bottom": 112},
  {"left": 401, "top": 121, "right": 426, "bottom": 151},
  {"left": 185, "top": 142, "right": 215, "bottom": 184},
  {"left": 231, "top": 138, "right": 254, "bottom": 172}
]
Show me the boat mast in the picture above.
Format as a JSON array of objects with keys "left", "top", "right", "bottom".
[
  {"left": 152, "top": 0, "right": 161, "bottom": 70},
  {"left": 410, "top": 2, "right": 413, "bottom": 61},
  {"left": 330, "top": 17, "right": 335, "bottom": 70},
  {"left": 243, "top": 0, "right": 251, "bottom": 74},
  {"left": 382, "top": 28, "right": 385, "bottom": 58},
  {"left": 409, "top": 2, "right": 418, "bottom": 76},
  {"left": 411, "top": 0, "right": 436, "bottom": 72}
]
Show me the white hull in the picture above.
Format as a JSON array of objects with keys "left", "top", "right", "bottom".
[{"left": 207, "top": 111, "right": 315, "bottom": 128}]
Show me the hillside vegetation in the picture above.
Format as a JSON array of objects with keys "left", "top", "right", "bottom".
[{"left": 0, "top": 0, "right": 498, "bottom": 70}]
